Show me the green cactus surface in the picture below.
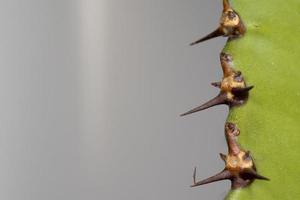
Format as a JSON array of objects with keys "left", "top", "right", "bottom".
[{"left": 224, "top": 0, "right": 300, "bottom": 199}]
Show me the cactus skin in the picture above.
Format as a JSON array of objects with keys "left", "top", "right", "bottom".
[{"left": 224, "top": 0, "right": 300, "bottom": 199}]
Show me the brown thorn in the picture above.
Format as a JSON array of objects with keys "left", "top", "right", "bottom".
[
  {"left": 244, "top": 169, "right": 270, "bottom": 181},
  {"left": 219, "top": 153, "right": 227, "bottom": 162},
  {"left": 180, "top": 92, "right": 228, "bottom": 117},
  {"left": 190, "top": 28, "right": 224, "bottom": 45},
  {"left": 231, "top": 86, "right": 254, "bottom": 96},
  {"left": 211, "top": 82, "right": 221, "bottom": 88},
  {"left": 191, "top": 169, "right": 232, "bottom": 187}
]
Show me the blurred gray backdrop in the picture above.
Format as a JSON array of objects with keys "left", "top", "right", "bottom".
[{"left": 0, "top": 0, "right": 230, "bottom": 199}]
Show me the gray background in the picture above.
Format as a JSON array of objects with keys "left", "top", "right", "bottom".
[{"left": 0, "top": 0, "right": 229, "bottom": 199}]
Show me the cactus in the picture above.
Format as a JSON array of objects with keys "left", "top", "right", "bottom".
[{"left": 184, "top": 0, "right": 300, "bottom": 199}]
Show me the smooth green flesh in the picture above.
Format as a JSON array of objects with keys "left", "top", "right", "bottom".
[{"left": 224, "top": 0, "right": 300, "bottom": 199}]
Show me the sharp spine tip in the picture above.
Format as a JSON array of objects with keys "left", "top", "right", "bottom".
[
  {"left": 219, "top": 153, "right": 227, "bottom": 162},
  {"left": 191, "top": 170, "right": 232, "bottom": 187},
  {"left": 190, "top": 29, "right": 223, "bottom": 45},
  {"left": 211, "top": 82, "right": 221, "bottom": 88},
  {"left": 180, "top": 93, "right": 227, "bottom": 116},
  {"left": 231, "top": 86, "right": 254, "bottom": 98},
  {"left": 246, "top": 169, "right": 270, "bottom": 181}
]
